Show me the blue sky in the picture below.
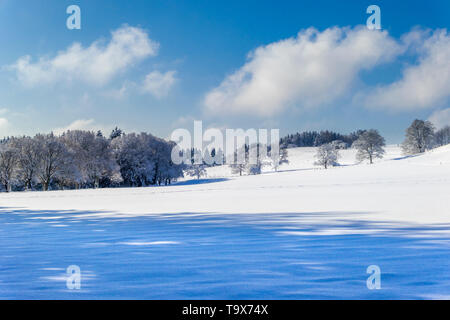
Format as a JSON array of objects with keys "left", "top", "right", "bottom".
[{"left": 0, "top": 0, "right": 449, "bottom": 143}]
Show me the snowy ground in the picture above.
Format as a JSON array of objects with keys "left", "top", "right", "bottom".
[{"left": 1, "top": 145, "right": 449, "bottom": 299}]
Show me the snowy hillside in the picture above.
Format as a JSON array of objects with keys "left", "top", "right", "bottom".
[
  {"left": 1, "top": 144, "right": 450, "bottom": 299},
  {"left": 205, "top": 144, "right": 405, "bottom": 178}
]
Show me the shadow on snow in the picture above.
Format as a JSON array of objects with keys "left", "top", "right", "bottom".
[{"left": 1, "top": 207, "right": 450, "bottom": 300}]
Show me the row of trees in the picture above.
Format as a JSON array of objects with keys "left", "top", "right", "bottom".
[
  {"left": 313, "top": 119, "right": 450, "bottom": 169},
  {"left": 314, "top": 129, "right": 386, "bottom": 169},
  {"left": 185, "top": 144, "right": 289, "bottom": 179},
  {"left": 228, "top": 144, "right": 289, "bottom": 176},
  {"left": 0, "top": 129, "right": 184, "bottom": 192},
  {"left": 280, "top": 130, "right": 365, "bottom": 149},
  {"left": 1, "top": 119, "right": 448, "bottom": 190}
]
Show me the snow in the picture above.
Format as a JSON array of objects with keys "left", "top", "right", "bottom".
[{"left": 0, "top": 145, "right": 449, "bottom": 299}]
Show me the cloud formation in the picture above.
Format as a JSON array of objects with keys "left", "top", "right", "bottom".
[
  {"left": 204, "top": 26, "right": 401, "bottom": 117},
  {"left": 0, "top": 117, "right": 9, "bottom": 137},
  {"left": 141, "top": 70, "right": 177, "bottom": 98},
  {"left": 11, "top": 25, "right": 159, "bottom": 86},
  {"left": 428, "top": 108, "right": 450, "bottom": 130},
  {"left": 363, "top": 29, "right": 450, "bottom": 110},
  {"left": 53, "top": 119, "right": 110, "bottom": 135}
]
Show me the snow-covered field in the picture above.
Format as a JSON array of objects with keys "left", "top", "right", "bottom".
[{"left": 1, "top": 145, "right": 449, "bottom": 299}]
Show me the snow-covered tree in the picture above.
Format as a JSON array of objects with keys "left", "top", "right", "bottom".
[
  {"left": 149, "top": 137, "right": 183, "bottom": 185},
  {"left": 434, "top": 126, "right": 450, "bottom": 147},
  {"left": 228, "top": 143, "right": 271, "bottom": 175},
  {"left": 34, "top": 133, "right": 70, "bottom": 191},
  {"left": 271, "top": 147, "right": 289, "bottom": 172},
  {"left": 112, "top": 133, "right": 155, "bottom": 186},
  {"left": 112, "top": 132, "right": 183, "bottom": 187},
  {"left": 203, "top": 148, "right": 224, "bottom": 167},
  {"left": 280, "top": 130, "right": 362, "bottom": 148},
  {"left": 245, "top": 143, "right": 271, "bottom": 175},
  {"left": 330, "top": 140, "right": 349, "bottom": 150},
  {"left": 109, "top": 127, "right": 123, "bottom": 140},
  {"left": 183, "top": 147, "right": 207, "bottom": 180},
  {"left": 53, "top": 155, "right": 79, "bottom": 190},
  {"left": 10, "top": 136, "right": 40, "bottom": 190},
  {"left": 0, "top": 140, "right": 18, "bottom": 192},
  {"left": 352, "top": 129, "right": 386, "bottom": 164},
  {"left": 231, "top": 163, "right": 246, "bottom": 176},
  {"left": 61, "top": 130, "right": 120, "bottom": 188},
  {"left": 163, "top": 149, "right": 185, "bottom": 185},
  {"left": 187, "top": 164, "right": 207, "bottom": 180},
  {"left": 402, "top": 119, "right": 435, "bottom": 155},
  {"left": 314, "top": 143, "right": 339, "bottom": 169},
  {"left": 230, "top": 145, "right": 248, "bottom": 176}
]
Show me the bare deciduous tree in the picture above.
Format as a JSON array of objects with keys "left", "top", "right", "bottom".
[
  {"left": 230, "top": 145, "right": 248, "bottom": 176},
  {"left": 187, "top": 164, "right": 207, "bottom": 180},
  {"left": 272, "top": 147, "right": 289, "bottom": 172},
  {"left": 402, "top": 119, "right": 435, "bottom": 155},
  {"left": 35, "top": 133, "right": 69, "bottom": 191},
  {"left": 352, "top": 129, "right": 386, "bottom": 164},
  {"left": 0, "top": 141, "right": 18, "bottom": 192},
  {"left": 10, "top": 136, "right": 40, "bottom": 190},
  {"left": 434, "top": 125, "right": 450, "bottom": 147},
  {"left": 314, "top": 143, "right": 339, "bottom": 169}
]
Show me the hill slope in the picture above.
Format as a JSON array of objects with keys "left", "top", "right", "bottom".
[{"left": 1, "top": 145, "right": 449, "bottom": 225}]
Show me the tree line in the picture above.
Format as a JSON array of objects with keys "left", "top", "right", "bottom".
[
  {"left": 1, "top": 119, "right": 448, "bottom": 191},
  {"left": 313, "top": 120, "right": 450, "bottom": 169},
  {"left": 280, "top": 130, "right": 365, "bottom": 149},
  {"left": 0, "top": 128, "right": 184, "bottom": 192},
  {"left": 184, "top": 144, "right": 289, "bottom": 179}
]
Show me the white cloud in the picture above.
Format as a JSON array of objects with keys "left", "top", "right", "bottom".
[
  {"left": 204, "top": 26, "right": 401, "bottom": 117},
  {"left": 0, "top": 117, "right": 8, "bottom": 127},
  {"left": 171, "top": 115, "right": 195, "bottom": 129},
  {"left": 0, "top": 117, "right": 10, "bottom": 137},
  {"left": 11, "top": 25, "right": 159, "bottom": 87},
  {"left": 53, "top": 119, "right": 111, "bottom": 135},
  {"left": 363, "top": 29, "right": 450, "bottom": 110},
  {"left": 102, "top": 81, "right": 136, "bottom": 100},
  {"left": 428, "top": 108, "right": 450, "bottom": 130},
  {"left": 141, "top": 70, "right": 177, "bottom": 98}
]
